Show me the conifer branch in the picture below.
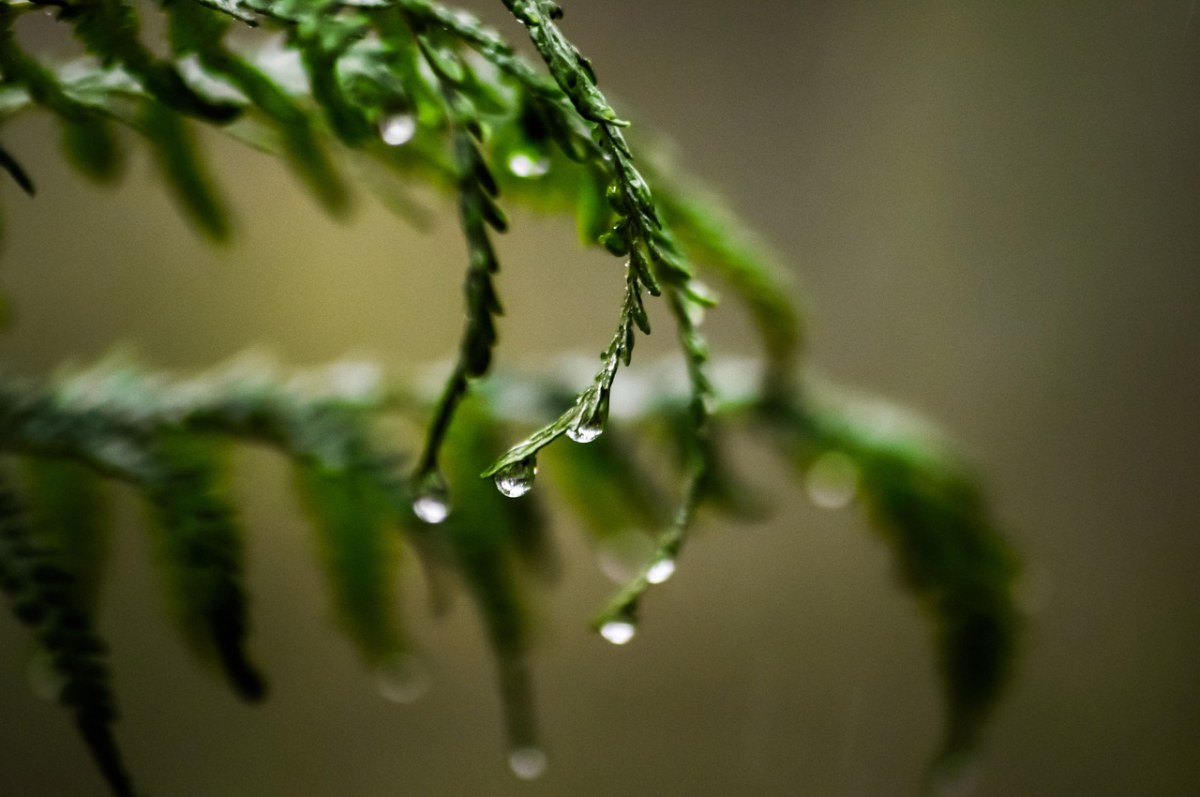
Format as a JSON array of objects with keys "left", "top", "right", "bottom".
[
  {"left": 405, "top": 6, "right": 510, "bottom": 518},
  {"left": 48, "top": 0, "right": 241, "bottom": 123},
  {"left": 0, "top": 4, "right": 1023, "bottom": 792},
  {"left": 0, "top": 12, "right": 123, "bottom": 183}
]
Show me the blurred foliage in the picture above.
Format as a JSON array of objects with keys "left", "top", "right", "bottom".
[{"left": 0, "top": 1, "right": 1020, "bottom": 794}]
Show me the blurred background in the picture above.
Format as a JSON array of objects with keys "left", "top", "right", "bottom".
[{"left": 1, "top": 1, "right": 1198, "bottom": 794}]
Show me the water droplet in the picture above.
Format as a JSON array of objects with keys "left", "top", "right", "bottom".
[
  {"left": 566, "top": 387, "right": 608, "bottom": 443},
  {"left": 379, "top": 112, "right": 416, "bottom": 146},
  {"left": 412, "top": 473, "right": 450, "bottom": 524},
  {"left": 374, "top": 653, "right": 430, "bottom": 704},
  {"left": 566, "top": 419, "right": 603, "bottom": 444},
  {"left": 599, "top": 620, "right": 636, "bottom": 645},
  {"left": 805, "top": 450, "right": 859, "bottom": 510},
  {"left": 413, "top": 492, "right": 449, "bottom": 524},
  {"left": 508, "top": 746, "right": 548, "bottom": 780},
  {"left": 494, "top": 457, "right": 537, "bottom": 498},
  {"left": 507, "top": 151, "right": 550, "bottom": 179},
  {"left": 26, "top": 648, "right": 64, "bottom": 702},
  {"left": 645, "top": 557, "right": 676, "bottom": 585}
]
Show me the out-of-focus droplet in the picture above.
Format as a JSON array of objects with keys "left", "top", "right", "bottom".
[
  {"left": 596, "top": 530, "right": 654, "bottom": 584},
  {"left": 645, "top": 556, "right": 676, "bottom": 585},
  {"left": 379, "top": 113, "right": 416, "bottom": 146},
  {"left": 507, "top": 151, "right": 550, "bottom": 179},
  {"left": 805, "top": 450, "right": 859, "bottom": 510},
  {"left": 508, "top": 746, "right": 548, "bottom": 780},
  {"left": 413, "top": 492, "right": 449, "bottom": 524},
  {"left": 374, "top": 653, "right": 430, "bottom": 704},
  {"left": 412, "top": 474, "right": 450, "bottom": 524},
  {"left": 494, "top": 457, "right": 537, "bottom": 498},
  {"left": 599, "top": 620, "right": 636, "bottom": 645}
]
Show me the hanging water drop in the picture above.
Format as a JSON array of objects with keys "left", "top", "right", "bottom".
[
  {"left": 805, "top": 450, "right": 859, "bottom": 510},
  {"left": 566, "top": 387, "right": 608, "bottom": 443},
  {"left": 378, "top": 112, "right": 416, "bottom": 146},
  {"left": 413, "top": 491, "right": 449, "bottom": 523},
  {"left": 494, "top": 457, "right": 537, "bottom": 498},
  {"left": 508, "top": 746, "right": 548, "bottom": 780},
  {"left": 565, "top": 418, "right": 603, "bottom": 444},
  {"left": 507, "top": 151, "right": 550, "bottom": 179},
  {"left": 412, "top": 473, "right": 450, "bottom": 524},
  {"left": 373, "top": 653, "right": 430, "bottom": 704},
  {"left": 599, "top": 620, "right": 636, "bottom": 645},
  {"left": 645, "top": 556, "right": 676, "bottom": 585}
]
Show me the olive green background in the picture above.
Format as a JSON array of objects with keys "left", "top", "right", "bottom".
[{"left": 1, "top": 2, "right": 1198, "bottom": 795}]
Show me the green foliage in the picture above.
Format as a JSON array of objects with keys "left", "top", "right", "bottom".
[
  {"left": 143, "top": 433, "right": 264, "bottom": 700},
  {"left": 0, "top": 1, "right": 1022, "bottom": 794},
  {"left": 295, "top": 454, "right": 404, "bottom": 666},
  {"left": 0, "top": 475, "right": 132, "bottom": 797},
  {"left": 758, "top": 384, "right": 1021, "bottom": 783}
]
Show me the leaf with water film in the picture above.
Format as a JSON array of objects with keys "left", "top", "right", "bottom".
[{"left": 145, "top": 435, "right": 265, "bottom": 701}]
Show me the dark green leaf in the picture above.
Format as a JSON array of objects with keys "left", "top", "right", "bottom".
[
  {"left": 0, "top": 143, "right": 34, "bottom": 196},
  {"left": 774, "top": 396, "right": 1021, "bottom": 774},
  {"left": 439, "top": 398, "right": 550, "bottom": 750},
  {"left": 294, "top": 460, "right": 405, "bottom": 665},
  {"left": 141, "top": 103, "right": 231, "bottom": 241},
  {"left": 23, "top": 457, "right": 110, "bottom": 615},
  {"left": 0, "top": 476, "right": 134, "bottom": 797},
  {"left": 145, "top": 435, "right": 265, "bottom": 701}
]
